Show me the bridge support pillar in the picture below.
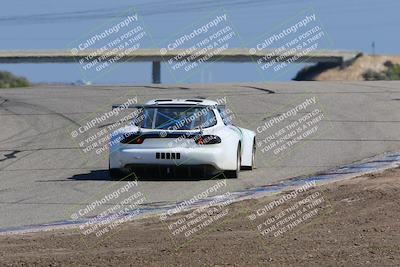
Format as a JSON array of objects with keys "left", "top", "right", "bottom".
[{"left": 152, "top": 61, "right": 161, "bottom": 84}]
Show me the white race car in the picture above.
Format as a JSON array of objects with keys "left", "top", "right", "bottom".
[{"left": 109, "top": 98, "right": 256, "bottom": 179}]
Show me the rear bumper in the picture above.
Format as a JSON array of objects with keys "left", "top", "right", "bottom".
[{"left": 110, "top": 146, "right": 226, "bottom": 170}]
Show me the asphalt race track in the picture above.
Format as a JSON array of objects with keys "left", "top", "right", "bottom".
[{"left": 1, "top": 81, "right": 400, "bottom": 229}]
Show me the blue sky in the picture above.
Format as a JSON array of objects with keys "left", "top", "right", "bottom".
[{"left": 0, "top": 0, "right": 398, "bottom": 84}]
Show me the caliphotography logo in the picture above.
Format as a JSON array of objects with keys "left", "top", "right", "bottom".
[
  {"left": 254, "top": 94, "right": 334, "bottom": 166},
  {"left": 246, "top": 181, "right": 333, "bottom": 245},
  {"left": 158, "top": 176, "right": 235, "bottom": 248},
  {"left": 66, "top": 95, "right": 139, "bottom": 165},
  {"left": 159, "top": 10, "right": 239, "bottom": 82},
  {"left": 69, "top": 7, "right": 150, "bottom": 82},
  {"left": 246, "top": 9, "right": 334, "bottom": 81}
]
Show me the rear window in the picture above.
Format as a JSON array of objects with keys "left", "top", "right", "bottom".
[
  {"left": 218, "top": 106, "right": 232, "bottom": 125},
  {"left": 136, "top": 106, "right": 217, "bottom": 130}
]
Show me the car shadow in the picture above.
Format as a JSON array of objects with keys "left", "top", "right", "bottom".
[
  {"left": 68, "top": 170, "right": 111, "bottom": 181},
  {"left": 68, "top": 169, "right": 227, "bottom": 181}
]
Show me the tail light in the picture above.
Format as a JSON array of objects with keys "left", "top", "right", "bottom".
[
  {"left": 121, "top": 134, "right": 144, "bottom": 144},
  {"left": 120, "top": 133, "right": 221, "bottom": 145},
  {"left": 194, "top": 135, "right": 221, "bottom": 145}
]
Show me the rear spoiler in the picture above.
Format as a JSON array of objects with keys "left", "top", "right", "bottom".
[
  {"left": 112, "top": 104, "right": 226, "bottom": 110},
  {"left": 112, "top": 104, "right": 143, "bottom": 110}
]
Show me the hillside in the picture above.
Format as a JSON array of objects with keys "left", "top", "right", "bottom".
[{"left": 294, "top": 55, "right": 400, "bottom": 81}]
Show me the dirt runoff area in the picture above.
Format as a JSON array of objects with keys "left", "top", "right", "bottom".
[{"left": 1, "top": 168, "right": 400, "bottom": 267}]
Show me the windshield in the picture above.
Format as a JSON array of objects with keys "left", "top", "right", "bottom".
[{"left": 136, "top": 106, "right": 217, "bottom": 130}]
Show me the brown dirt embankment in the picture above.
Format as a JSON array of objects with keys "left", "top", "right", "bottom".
[
  {"left": 294, "top": 55, "right": 400, "bottom": 81},
  {"left": 1, "top": 167, "right": 400, "bottom": 266}
]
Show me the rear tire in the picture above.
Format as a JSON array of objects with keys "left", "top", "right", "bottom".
[
  {"left": 224, "top": 144, "right": 241, "bottom": 179},
  {"left": 109, "top": 159, "right": 124, "bottom": 180},
  {"left": 252, "top": 140, "right": 256, "bottom": 169},
  {"left": 109, "top": 168, "right": 124, "bottom": 180},
  {"left": 241, "top": 139, "right": 256, "bottom": 170}
]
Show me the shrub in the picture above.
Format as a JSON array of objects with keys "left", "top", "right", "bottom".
[
  {"left": 362, "top": 61, "right": 400, "bottom": 81},
  {"left": 0, "top": 71, "right": 30, "bottom": 88}
]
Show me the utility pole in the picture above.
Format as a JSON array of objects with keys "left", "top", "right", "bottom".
[{"left": 372, "top": 41, "right": 375, "bottom": 56}]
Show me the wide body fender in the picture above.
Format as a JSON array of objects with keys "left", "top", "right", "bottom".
[{"left": 236, "top": 127, "right": 256, "bottom": 167}]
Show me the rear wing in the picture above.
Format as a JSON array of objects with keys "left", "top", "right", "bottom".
[
  {"left": 112, "top": 104, "right": 226, "bottom": 110},
  {"left": 112, "top": 104, "right": 143, "bottom": 110}
]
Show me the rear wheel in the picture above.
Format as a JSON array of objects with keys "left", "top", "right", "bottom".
[
  {"left": 224, "top": 144, "right": 241, "bottom": 178},
  {"left": 109, "top": 159, "right": 124, "bottom": 180},
  {"left": 109, "top": 168, "right": 124, "bottom": 180},
  {"left": 241, "top": 139, "right": 256, "bottom": 170},
  {"left": 249, "top": 140, "right": 256, "bottom": 170}
]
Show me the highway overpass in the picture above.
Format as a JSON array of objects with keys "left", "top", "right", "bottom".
[{"left": 0, "top": 49, "right": 361, "bottom": 83}]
